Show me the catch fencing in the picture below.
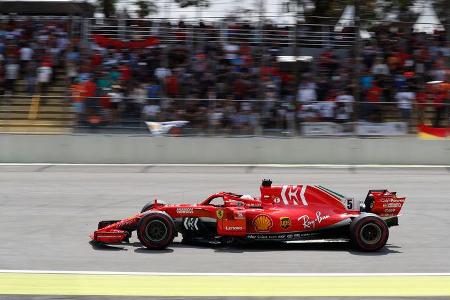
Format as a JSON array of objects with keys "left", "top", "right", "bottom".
[
  {"left": 87, "top": 18, "right": 357, "bottom": 49},
  {"left": 2, "top": 94, "right": 447, "bottom": 136}
]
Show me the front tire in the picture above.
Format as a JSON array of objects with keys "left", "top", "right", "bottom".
[
  {"left": 137, "top": 212, "right": 175, "bottom": 250},
  {"left": 350, "top": 214, "right": 389, "bottom": 252}
]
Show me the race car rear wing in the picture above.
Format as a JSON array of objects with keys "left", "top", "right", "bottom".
[{"left": 363, "top": 190, "right": 406, "bottom": 217}]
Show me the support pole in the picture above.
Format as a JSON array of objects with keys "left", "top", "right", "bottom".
[{"left": 352, "top": 0, "right": 361, "bottom": 123}]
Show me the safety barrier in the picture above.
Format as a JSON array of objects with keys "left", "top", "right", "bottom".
[{"left": 0, "top": 134, "right": 448, "bottom": 164}]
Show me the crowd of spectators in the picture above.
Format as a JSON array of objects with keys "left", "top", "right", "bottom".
[
  {"left": 1, "top": 17, "right": 449, "bottom": 133},
  {"left": 0, "top": 18, "right": 72, "bottom": 100}
]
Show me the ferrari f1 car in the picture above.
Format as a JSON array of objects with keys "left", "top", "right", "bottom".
[{"left": 90, "top": 180, "right": 406, "bottom": 252}]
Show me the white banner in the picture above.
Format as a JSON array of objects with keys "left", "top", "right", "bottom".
[
  {"left": 301, "top": 122, "right": 408, "bottom": 136},
  {"left": 301, "top": 122, "right": 353, "bottom": 136},
  {"left": 145, "top": 121, "right": 189, "bottom": 135},
  {"left": 355, "top": 122, "right": 408, "bottom": 136}
]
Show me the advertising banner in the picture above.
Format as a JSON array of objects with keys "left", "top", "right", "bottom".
[
  {"left": 301, "top": 122, "right": 353, "bottom": 136},
  {"left": 302, "top": 122, "right": 408, "bottom": 136},
  {"left": 355, "top": 122, "right": 408, "bottom": 136}
]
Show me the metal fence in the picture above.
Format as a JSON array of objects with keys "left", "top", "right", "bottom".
[
  {"left": 88, "top": 18, "right": 357, "bottom": 48},
  {"left": 2, "top": 94, "right": 446, "bottom": 136}
]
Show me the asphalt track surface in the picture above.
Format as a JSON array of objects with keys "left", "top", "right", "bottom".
[{"left": 0, "top": 165, "right": 449, "bottom": 274}]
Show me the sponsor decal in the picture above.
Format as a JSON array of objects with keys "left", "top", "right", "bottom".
[
  {"left": 273, "top": 197, "right": 281, "bottom": 204},
  {"left": 297, "top": 211, "right": 330, "bottom": 229},
  {"left": 234, "top": 211, "right": 245, "bottom": 219},
  {"left": 225, "top": 226, "right": 243, "bottom": 231},
  {"left": 216, "top": 209, "right": 224, "bottom": 220},
  {"left": 280, "top": 217, "right": 291, "bottom": 229},
  {"left": 176, "top": 207, "right": 194, "bottom": 214},
  {"left": 383, "top": 203, "right": 402, "bottom": 208},
  {"left": 380, "top": 197, "right": 404, "bottom": 203},
  {"left": 252, "top": 214, "right": 273, "bottom": 232},
  {"left": 183, "top": 217, "right": 199, "bottom": 230},
  {"left": 247, "top": 232, "right": 319, "bottom": 240},
  {"left": 280, "top": 185, "right": 308, "bottom": 206}
]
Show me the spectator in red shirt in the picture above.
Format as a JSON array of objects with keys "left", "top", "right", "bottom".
[
  {"left": 432, "top": 85, "right": 447, "bottom": 128},
  {"left": 165, "top": 71, "right": 179, "bottom": 98},
  {"left": 415, "top": 85, "right": 428, "bottom": 125},
  {"left": 363, "top": 81, "right": 383, "bottom": 122},
  {"left": 91, "top": 50, "right": 102, "bottom": 67}
]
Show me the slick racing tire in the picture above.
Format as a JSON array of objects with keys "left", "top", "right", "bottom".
[
  {"left": 350, "top": 214, "right": 389, "bottom": 252},
  {"left": 141, "top": 201, "right": 167, "bottom": 213},
  {"left": 137, "top": 212, "right": 175, "bottom": 250}
]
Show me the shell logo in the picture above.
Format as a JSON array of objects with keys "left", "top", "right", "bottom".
[{"left": 252, "top": 214, "right": 273, "bottom": 232}]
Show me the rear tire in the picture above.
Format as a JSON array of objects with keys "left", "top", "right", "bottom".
[
  {"left": 350, "top": 214, "right": 389, "bottom": 252},
  {"left": 137, "top": 212, "right": 175, "bottom": 250}
]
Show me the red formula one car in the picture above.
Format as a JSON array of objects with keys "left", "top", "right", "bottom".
[{"left": 90, "top": 180, "right": 406, "bottom": 252}]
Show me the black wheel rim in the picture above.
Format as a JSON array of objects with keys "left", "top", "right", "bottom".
[
  {"left": 360, "top": 223, "right": 382, "bottom": 245},
  {"left": 145, "top": 220, "right": 168, "bottom": 242}
]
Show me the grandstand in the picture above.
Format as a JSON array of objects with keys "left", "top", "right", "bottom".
[{"left": 0, "top": 4, "right": 448, "bottom": 135}]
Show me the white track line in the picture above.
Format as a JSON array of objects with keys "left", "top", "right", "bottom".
[
  {"left": 0, "top": 163, "right": 449, "bottom": 168},
  {"left": 0, "top": 270, "right": 449, "bottom": 276}
]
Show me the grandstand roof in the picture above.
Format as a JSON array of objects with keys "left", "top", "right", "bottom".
[
  {"left": 413, "top": 2, "right": 444, "bottom": 34},
  {"left": 0, "top": 1, "right": 94, "bottom": 16}
]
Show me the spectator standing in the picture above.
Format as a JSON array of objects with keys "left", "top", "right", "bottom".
[
  {"left": 165, "top": 71, "right": 180, "bottom": 98},
  {"left": 208, "top": 105, "right": 224, "bottom": 134},
  {"left": 130, "top": 83, "right": 147, "bottom": 115},
  {"left": 19, "top": 44, "right": 33, "bottom": 75},
  {"left": 108, "top": 85, "right": 123, "bottom": 123},
  {"left": 431, "top": 84, "right": 447, "bottom": 128},
  {"left": 371, "top": 57, "right": 390, "bottom": 76},
  {"left": 66, "top": 61, "right": 78, "bottom": 84},
  {"left": 37, "top": 62, "right": 52, "bottom": 97},
  {"left": 395, "top": 87, "right": 415, "bottom": 123},
  {"left": 364, "top": 81, "right": 383, "bottom": 121},
  {"left": 297, "top": 78, "right": 317, "bottom": 104},
  {"left": 142, "top": 99, "right": 161, "bottom": 121},
  {"left": 24, "top": 61, "right": 36, "bottom": 95},
  {"left": 4, "top": 58, "right": 19, "bottom": 95},
  {"left": 71, "top": 81, "right": 85, "bottom": 123},
  {"left": 318, "top": 100, "right": 335, "bottom": 122},
  {"left": 335, "top": 89, "right": 354, "bottom": 119},
  {"left": 0, "top": 64, "right": 4, "bottom": 97},
  {"left": 415, "top": 84, "right": 428, "bottom": 125},
  {"left": 154, "top": 66, "right": 171, "bottom": 84}
]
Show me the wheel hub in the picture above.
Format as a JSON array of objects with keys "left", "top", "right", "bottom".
[
  {"left": 360, "top": 223, "right": 382, "bottom": 245},
  {"left": 145, "top": 220, "right": 168, "bottom": 242}
]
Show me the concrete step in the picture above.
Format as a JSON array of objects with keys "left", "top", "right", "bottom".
[
  {"left": 5, "top": 90, "right": 68, "bottom": 96},
  {"left": 0, "top": 119, "right": 74, "bottom": 127},
  {"left": 0, "top": 112, "right": 75, "bottom": 120},
  {"left": 15, "top": 82, "right": 68, "bottom": 91},
  {"left": 0, "top": 105, "right": 73, "bottom": 113},
  {"left": 0, "top": 97, "right": 70, "bottom": 106},
  {"left": 0, "top": 126, "right": 72, "bottom": 134}
]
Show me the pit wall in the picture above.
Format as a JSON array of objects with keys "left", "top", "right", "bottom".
[{"left": 0, "top": 134, "right": 448, "bottom": 165}]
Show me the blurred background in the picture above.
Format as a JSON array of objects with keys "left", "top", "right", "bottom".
[{"left": 0, "top": 0, "right": 448, "bottom": 136}]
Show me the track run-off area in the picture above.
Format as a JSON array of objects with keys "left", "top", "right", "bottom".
[{"left": 1, "top": 164, "right": 449, "bottom": 298}]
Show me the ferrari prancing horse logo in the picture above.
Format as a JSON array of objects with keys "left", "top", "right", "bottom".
[
  {"left": 216, "top": 209, "right": 224, "bottom": 220},
  {"left": 280, "top": 217, "right": 291, "bottom": 229}
]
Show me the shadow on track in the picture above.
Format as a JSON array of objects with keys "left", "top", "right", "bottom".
[{"left": 90, "top": 240, "right": 401, "bottom": 255}]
